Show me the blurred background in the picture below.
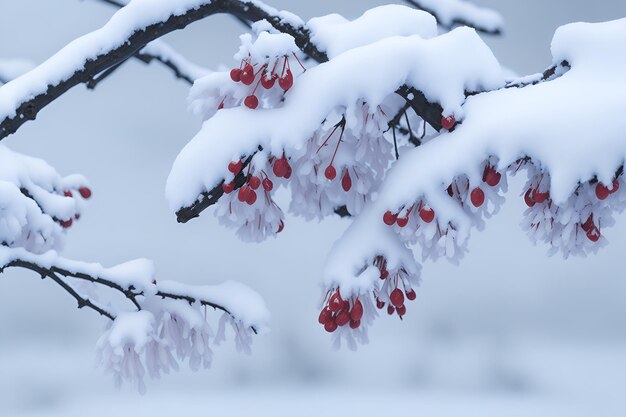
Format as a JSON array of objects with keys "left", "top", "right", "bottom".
[{"left": 1, "top": 1, "right": 626, "bottom": 416}]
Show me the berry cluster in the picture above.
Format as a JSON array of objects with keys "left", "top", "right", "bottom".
[
  {"left": 373, "top": 256, "right": 416, "bottom": 318},
  {"left": 229, "top": 54, "right": 304, "bottom": 110},
  {"left": 318, "top": 289, "right": 364, "bottom": 332},
  {"left": 58, "top": 186, "right": 92, "bottom": 229}
]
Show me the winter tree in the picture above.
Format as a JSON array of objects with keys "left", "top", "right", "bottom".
[{"left": 1, "top": 0, "right": 624, "bottom": 392}]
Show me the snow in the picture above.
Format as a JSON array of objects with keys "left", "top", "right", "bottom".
[
  {"left": 322, "top": 18, "right": 626, "bottom": 334},
  {"left": 407, "top": 0, "right": 504, "bottom": 33},
  {"left": 308, "top": 5, "right": 438, "bottom": 58},
  {"left": 167, "top": 27, "right": 503, "bottom": 211},
  {"left": 0, "top": 0, "right": 218, "bottom": 120}
]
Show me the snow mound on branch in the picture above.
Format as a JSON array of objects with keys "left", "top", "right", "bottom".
[
  {"left": 308, "top": 5, "right": 438, "bottom": 58},
  {"left": 408, "top": 0, "right": 504, "bottom": 33},
  {"left": 323, "top": 18, "right": 626, "bottom": 338},
  {"left": 0, "top": 145, "right": 89, "bottom": 253},
  {"left": 167, "top": 27, "right": 503, "bottom": 211}
]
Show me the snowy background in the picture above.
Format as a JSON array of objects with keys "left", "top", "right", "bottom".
[{"left": 1, "top": 0, "right": 626, "bottom": 416}]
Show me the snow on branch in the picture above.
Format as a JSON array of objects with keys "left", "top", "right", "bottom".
[
  {"left": 0, "top": 0, "right": 327, "bottom": 140},
  {"left": 168, "top": 18, "right": 504, "bottom": 231},
  {"left": 402, "top": 0, "right": 504, "bottom": 35},
  {"left": 0, "top": 247, "right": 269, "bottom": 393},
  {"left": 320, "top": 18, "right": 626, "bottom": 346}
]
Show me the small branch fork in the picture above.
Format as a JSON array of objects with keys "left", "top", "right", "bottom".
[
  {"left": 0, "top": 259, "right": 255, "bottom": 332},
  {"left": 402, "top": 0, "right": 502, "bottom": 35}
]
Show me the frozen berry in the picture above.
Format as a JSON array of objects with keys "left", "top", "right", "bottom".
[
  {"left": 349, "top": 320, "right": 361, "bottom": 329},
  {"left": 419, "top": 207, "right": 435, "bottom": 223},
  {"left": 396, "top": 304, "right": 407, "bottom": 317},
  {"left": 341, "top": 170, "right": 352, "bottom": 192},
  {"left": 78, "top": 187, "right": 92, "bottom": 199},
  {"left": 222, "top": 181, "right": 235, "bottom": 194},
  {"left": 228, "top": 161, "right": 243, "bottom": 175},
  {"left": 387, "top": 305, "right": 395, "bottom": 315},
  {"left": 244, "top": 95, "right": 259, "bottom": 109},
  {"left": 376, "top": 299, "right": 385, "bottom": 309},
  {"left": 60, "top": 218, "right": 73, "bottom": 228},
  {"left": 483, "top": 167, "right": 501, "bottom": 187},
  {"left": 406, "top": 289, "right": 417, "bottom": 301},
  {"left": 230, "top": 68, "right": 242, "bottom": 82},
  {"left": 390, "top": 288, "right": 405, "bottom": 307},
  {"left": 318, "top": 308, "right": 332, "bottom": 324},
  {"left": 324, "top": 320, "right": 338, "bottom": 333},
  {"left": 249, "top": 176, "right": 261, "bottom": 190},
  {"left": 470, "top": 187, "right": 485, "bottom": 207},
  {"left": 262, "top": 177, "right": 273, "bottom": 192},
  {"left": 329, "top": 292, "right": 343, "bottom": 312},
  {"left": 63, "top": 190, "right": 72, "bottom": 197},
  {"left": 279, "top": 69, "right": 293, "bottom": 90},
  {"left": 396, "top": 216, "right": 409, "bottom": 227},
  {"left": 441, "top": 115, "right": 456, "bottom": 130},
  {"left": 261, "top": 74, "right": 276, "bottom": 89},
  {"left": 237, "top": 185, "right": 251, "bottom": 202},
  {"left": 596, "top": 183, "right": 610, "bottom": 200},
  {"left": 350, "top": 299, "right": 364, "bottom": 322},
  {"left": 336, "top": 311, "right": 350, "bottom": 327},
  {"left": 325, "top": 165, "right": 337, "bottom": 180},
  {"left": 246, "top": 189, "right": 257, "bottom": 205},
  {"left": 383, "top": 211, "right": 397, "bottom": 226},
  {"left": 240, "top": 64, "right": 255, "bottom": 85},
  {"left": 524, "top": 189, "right": 536, "bottom": 207},
  {"left": 586, "top": 226, "right": 601, "bottom": 242},
  {"left": 533, "top": 190, "right": 549, "bottom": 204}
]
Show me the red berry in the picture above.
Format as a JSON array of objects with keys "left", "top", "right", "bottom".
[
  {"left": 581, "top": 215, "right": 594, "bottom": 232},
  {"left": 277, "top": 220, "right": 285, "bottom": 233},
  {"left": 230, "top": 68, "right": 242, "bottom": 82},
  {"left": 222, "top": 181, "right": 235, "bottom": 194},
  {"left": 261, "top": 74, "right": 276, "bottom": 89},
  {"left": 406, "top": 289, "right": 417, "bottom": 301},
  {"left": 240, "top": 64, "right": 255, "bottom": 85},
  {"left": 63, "top": 190, "right": 72, "bottom": 197},
  {"left": 284, "top": 165, "right": 292, "bottom": 179},
  {"left": 324, "top": 320, "right": 338, "bottom": 333},
  {"left": 273, "top": 158, "right": 288, "bottom": 177},
  {"left": 396, "top": 216, "right": 409, "bottom": 227},
  {"left": 470, "top": 187, "right": 485, "bottom": 207},
  {"left": 325, "top": 165, "right": 336, "bottom": 180},
  {"left": 249, "top": 176, "right": 261, "bottom": 190},
  {"left": 350, "top": 299, "right": 364, "bottom": 322},
  {"left": 586, "top": 225, "right": 601, "bottom": 242},
  {"left": 78, "top": 187, "right": 92, "bottom": 199},
  {"left": 238, "top": 185, "right": 251, "bottom": 202},
  {"left": 387, "top": 305, "right": 395, "bottom": 315},
  {"left": 246, "top": 189, "right": 257, "bottom": 205},
  {"left": 596, "top": 183, "right": 610, "bottom": 200},
  {"left": 244, "top": 95, "right": 259, "bottom": 109},
  {"left": 341, "top": 170, "right": 352, "bottom": 192},
  {"left": 60, "top": 218, "right": 73, "bottom": 228},
  {"left": 318, "top": 308, "right": 332, "bottom": 325},
  {"left": 483, "top": 166, "right": 501, "bottom": 187},
  {"left": 228, "top": 161, "right": 243, "bottom": 175},
  {"left": 336, "top": 311, "right": 350, "bottom": 327},
  {"left": 262, "top": 178, "right": 273, "bottom": 192},
  {"left": 376, "top": 299, "right": 385, "bottom": 309},
  {"left": 396, "top": 304, "right": 407, "bottom": 317},
  {"left": 419, "top": 207, "right": 434, "bottom": 223},
  {"left": 390, "top": 288, "right": 404, "bottom": 307},
  {"left": 533, "top": 190, "right": 549, "bottom": 204},
  {"left": 279, "top": 69, "right": 293, "bottom": 90},
  {"left": 349, "top": 320, "right": 361, "bottom": 329},
  {"left": 441, "top": 115, "right": 456, "bottom": 130},
  {"left": 524, "top": 189, "right": 536, "bottom": 207},
  {"left": 380, "top": 269, "right": 389, "bottom": 280},
  {"left": 383, "top": 211, "right": 397, "bottom": 226},
  {"left": 329, "top": 292, "right": 343, "bottom": 312}
]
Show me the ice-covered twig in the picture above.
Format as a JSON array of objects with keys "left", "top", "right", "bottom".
[
  {"left": 0, "top": 0, "right": 328, "bottom": 140},
  {"left": 402, "top": 0, "right": 504, "bottom": 35}
]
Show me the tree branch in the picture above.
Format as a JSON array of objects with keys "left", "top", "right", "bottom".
[{"left": 3, "top": 260, "right": 116, "bottom": 320}]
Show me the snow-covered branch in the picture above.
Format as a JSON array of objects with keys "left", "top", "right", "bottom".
[
  {"left": 402, "top": 0, "right": 504, "bottom": 35},
  {"left": 0, "top": 0, "right": 327, "bottom": 140}
]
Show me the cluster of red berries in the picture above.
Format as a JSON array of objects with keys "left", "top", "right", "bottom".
[
  {"left": 222, "top": 160, "right": 275, "bottom": 206},
  {"left": 59, "top": 186, "right": 92, "bottom": 229},
  {"left": 374, "top": 256, "right": 416, "bottom": 317},
  {"left": 383, "top": 203, "right": 434, "bottom": 227},
  {"left": 523, "top": 186, "right": 550, "bottom": 207},
  {"left": 318, "top": 289, "right": 364, "bottom": 332},
  {"left": 229, "top": 54, "right": 304, "bottom": 110}
]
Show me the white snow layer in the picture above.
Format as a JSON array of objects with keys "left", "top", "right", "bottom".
[
  {"left": 167, "top": 27, "right": 503, "bottom": 210},
  {"left": 325, "top": 18, "right": 626, "bottom": 297},
  {"left": 307, "top": 6, "right": 438, "bottom": 58}
]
